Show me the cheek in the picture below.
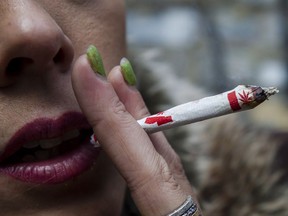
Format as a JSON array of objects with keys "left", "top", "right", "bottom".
[
  {"left": 72, "top": 20, "right": 126, "bottom": 72},
  {"left": 54, "top": 1, "right": 126, "bottom": 71}
]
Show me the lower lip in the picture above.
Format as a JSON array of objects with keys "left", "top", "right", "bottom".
[{"left": 0, "top": 139, "right": 100, "bottom": 184}]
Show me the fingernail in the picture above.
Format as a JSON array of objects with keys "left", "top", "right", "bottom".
[
  {"left": 120, "top": 57, "right": 137, "bottom": 86},
  {"left": 86, "top": 45, "right": 106, "bottom": 77}
]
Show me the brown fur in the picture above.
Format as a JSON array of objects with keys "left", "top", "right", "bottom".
[{"left": 123, "top": 49, "right": 288, "bottom": 215}]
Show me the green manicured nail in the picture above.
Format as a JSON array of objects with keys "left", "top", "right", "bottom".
[
  {"left": 86, "top": 45, "right": 106, "bottom": 77},
  {"left": 120, "top": 57, "right": 137, "bottom": 86}
]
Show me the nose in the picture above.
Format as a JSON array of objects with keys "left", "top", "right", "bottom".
[{"left": 0, "top": 1, "right": 74, "bottom": 87}]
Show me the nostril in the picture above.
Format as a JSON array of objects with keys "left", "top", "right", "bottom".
[
  {"left": 6, "top": 57, "right": 34, "bottom": 75},
  {"left": 53, "top": 48, "right": 65, "bottom": 64}
]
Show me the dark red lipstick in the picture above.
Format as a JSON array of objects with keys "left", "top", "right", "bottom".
[{"left": 0, "top": 112, "right": 100, "bottom": 184}]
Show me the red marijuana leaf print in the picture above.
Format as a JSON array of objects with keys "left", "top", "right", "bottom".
[{"left": 238, "top": 90, "right": 253, "bottom": 104}]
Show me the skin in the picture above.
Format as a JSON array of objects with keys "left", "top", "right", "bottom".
[{"left": 0, "top": 0, "right": 198, "bottom": 215}]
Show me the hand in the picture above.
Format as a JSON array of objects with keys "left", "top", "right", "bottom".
[{"left": 72, "top": 54, "right": 200, "bottom": 216}]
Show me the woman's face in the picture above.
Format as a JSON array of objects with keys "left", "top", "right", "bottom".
[{"left": 0, "top": 0, "right": 126, "bottom": 215}]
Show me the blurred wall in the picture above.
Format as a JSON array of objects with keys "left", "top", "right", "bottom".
[{"left": 126, "top": 0, "right": 287, "bottom": 92}]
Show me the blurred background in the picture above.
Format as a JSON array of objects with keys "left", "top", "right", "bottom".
[{"left": 126, "top": 0, "right": 288, "bottom": 129}]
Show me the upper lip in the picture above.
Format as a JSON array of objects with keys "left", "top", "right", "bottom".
[{"left": 0, "top": 112, "right": 91, "bottom": 162}]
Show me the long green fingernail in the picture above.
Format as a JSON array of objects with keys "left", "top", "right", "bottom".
[
  {"left": 120, "top": 57, "right": 137, "bottom": 86},
  {"left": 86, "top": 45, "right": 106, "bottom": 77}
]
